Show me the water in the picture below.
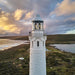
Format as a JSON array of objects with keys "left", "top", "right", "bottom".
[
  {"left": 50, "top": 44, "right": 75, "bottom": 53},
  {"left": 0, "top": 39, "right": 29, "bottom": 51}
]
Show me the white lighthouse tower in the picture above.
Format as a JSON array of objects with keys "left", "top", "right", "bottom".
[{"left": 29, "top": 15, "right": 47, "bottom": 75}]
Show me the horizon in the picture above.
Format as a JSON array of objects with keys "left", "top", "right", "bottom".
[{"left": 0, "top": 34, "right": 75, "bottom": 37}]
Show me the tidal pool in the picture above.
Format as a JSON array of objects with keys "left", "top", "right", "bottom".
[
  {"left": 50, "top": 44, "right": 75, "bottom": 53},
  {"left": 0, "top": 39, "right": 29, "bottom": 51}
]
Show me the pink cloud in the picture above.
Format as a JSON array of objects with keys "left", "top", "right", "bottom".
[{"left": 50, "top": 0, "right": 75, "bottom": 16}]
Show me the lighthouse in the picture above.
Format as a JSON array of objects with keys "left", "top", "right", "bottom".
[{"left": 29, "top": 15, "right": 47, "bottom": 75}]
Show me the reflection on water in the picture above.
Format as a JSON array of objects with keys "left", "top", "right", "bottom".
[
  {"left": 0, "top": 39, "right": 29, "bottom": 51},
  {"left": 50, "top": 44, "right": 75, "bottom": 53}
]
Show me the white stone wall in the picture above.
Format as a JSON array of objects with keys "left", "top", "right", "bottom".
[
  {"left": 32, "top": 30, "right": 44, "bottom": 37},
  {"left": 29, "top": 14, "right": 47, "bottom": 75},
  {"left": 30, "top": 49, "right": 46, "bottom": 75},
  {"left": 29, "top": 35, "right": 47, "bottom": 75}
]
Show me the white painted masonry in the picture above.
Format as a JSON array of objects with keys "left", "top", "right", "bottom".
[{"left": 29, "top": 15, "right": 47, "bottom": 75}]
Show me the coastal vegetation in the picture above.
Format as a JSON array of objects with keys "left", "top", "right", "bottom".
[
  {"left": 1, "top": 34, "right": 75, "bottom": 44},
  {"left": 0, "top": 34, "right": 75, "bottom": 75},
  {"left": 0, "top": 44, "right": 75, "bottom": 75}
]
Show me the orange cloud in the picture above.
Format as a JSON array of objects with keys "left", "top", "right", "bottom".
[
  {"left": 25, "top": 11, "right": 34, "bottom": 20},
  {"left": 2, "top": 24, "right": 21, "bottom": 34},
  {"left": 14, "top": 9, "right": 26, "bottom": 21},
  {"left": 0, "top": 10, "right": 22, "bottom": 34},
  {"left": 50, "top": 0, "right": 75, "bottom": 16}
]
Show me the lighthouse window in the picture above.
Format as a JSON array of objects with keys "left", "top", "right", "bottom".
[
  {"left": 35, "top": 23, "right": 37, "bottom": 29},
  {"left": 39, "top": 25, "right": 40, "bottom": 30},
  {"left": 32, "top": 41, "right": 33, "bottom": 47},
  {"left": 35, "top": 24, "right": 36, "bottom": 29},
  {"left": 37, "top": 41, "right": 39, "bottom": 47},
  {"left": 39, "top": 23, "right": 40, "bottom": 29},
  {"left": 43, "top": 41, "right": 44, "bottom": 46}
]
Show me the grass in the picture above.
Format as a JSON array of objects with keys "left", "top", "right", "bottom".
[
  {"left": 0, "top": 44, "right": 75, "bottom": 75},
  {"left": 0, "top": 36, "right": 28, "bottom": 40},
  {"left": 46, "top": 46, "right": 75, "bottom": 75},
  {"left": 47, "top": 34, "right": 75, "bottom": 44},
  {"left": 0, "top": 44, "right": 30, "bottom": 75},
  {"left": 0, "top": 34, "right": 75, "bottom": 75}
]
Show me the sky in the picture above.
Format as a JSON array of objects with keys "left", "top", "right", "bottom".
[{"left": 0, "top": 0, "right": 75, "bottom": 36}]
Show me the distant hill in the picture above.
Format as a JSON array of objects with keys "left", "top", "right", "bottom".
[
  {"left": 0, "top": 36, "right": 28, "bottom": 40},
  {"left": 0, "top": 34, "right": 75, "bottom": 44},
  {"left": 47, "top": 34, "right": 75, "bottom": 44},
  {"left": 47, "top": 34, "right": 75, "bottom": 41}
]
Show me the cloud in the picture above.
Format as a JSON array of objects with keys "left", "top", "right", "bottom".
[
  {"left": 0, "top": 10, "right": 22, "bottom": 35},
  {"left": 65, "top": 17, "right": 75, "bottom": 22},
  {"left": 50, "top": 0, "right": 75, "bottom": 16},
  {"left": 66, "top": 30, "right": 75, "bottom": 34},
  {"left": 14, "top": 9, "right": 26, "bottom": 21},
  {"left": 0, "top": 29, "right": 6, "bottom": 35},
  {"left": 4, "top": 0, "right": 33, "bottom": 12},
  {"left": 0, "top": 0, "right": 13, "bottom": 11},
  {"left": 25, "top": 11, "right": 34, "bottom": 20},
  {"left": 0, "top": 0, "right": 75, "bottom": 35},
  {"left": 0, "top": 0, "right": 59, "bottom": 16},
  {"left": 44, "top": 16, "right": 75, "bottom": 34},
  {"left": 0, "top": 9, "right": 33, "bottom": 36}
]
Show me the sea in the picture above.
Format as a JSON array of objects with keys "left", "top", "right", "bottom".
[
  {"left": 0, "top": 39, "right": 29, "bottom": 51},
  {"left": 50, "top": 44, "right": 75, "bottom": 53}
]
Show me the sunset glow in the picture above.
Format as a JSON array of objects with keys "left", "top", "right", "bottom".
[{"left": 0, "top": 0, "right": 75, "bottom": 36}]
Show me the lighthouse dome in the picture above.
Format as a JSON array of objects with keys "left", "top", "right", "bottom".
[{"left": 32, "top": 14, "right": 43, "bottom": 22}]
